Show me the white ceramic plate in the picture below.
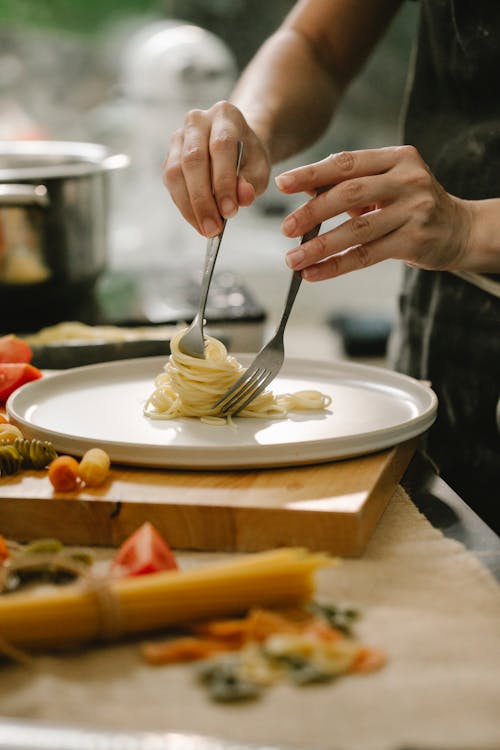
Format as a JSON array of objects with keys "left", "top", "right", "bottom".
[{"left": 7, "top": 355, "right": 437, "bottom": 469}]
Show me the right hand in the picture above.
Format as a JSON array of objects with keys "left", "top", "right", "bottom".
[{"left": 163, "top": 101, "right": 271, "bottom": 236}]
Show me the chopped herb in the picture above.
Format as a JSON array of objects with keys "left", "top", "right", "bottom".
[
  {"left": 24, "top": 539, "right": 64, "bottom": 555},
  {"left": 308, "top": 601, "right": 359, "bottom": 636},
  {"left": 197, "top": 659, "right": 261, "bottom": 702}
]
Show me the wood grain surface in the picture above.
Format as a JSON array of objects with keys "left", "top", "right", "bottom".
[{"left": 0, "top": 438, "right": 418, "bottom": 556}]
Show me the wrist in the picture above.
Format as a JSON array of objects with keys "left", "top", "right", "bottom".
[
  {"left": 461, "top": 199, "right": 500, "bottom": 273},
  {"left": 232, "top": 102, "right": 289, "bottom": 165}
]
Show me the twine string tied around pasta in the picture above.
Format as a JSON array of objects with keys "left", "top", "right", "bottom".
[{"left": 0, "top": 553, "right": 123, "bottom": 662}]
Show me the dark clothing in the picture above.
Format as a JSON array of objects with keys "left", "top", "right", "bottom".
[{"left": 393, "top": 0, "right": 500, "bottom": 532}]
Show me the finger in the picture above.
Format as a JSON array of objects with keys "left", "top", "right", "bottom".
[
  {"left": 182, "top": 110, "right": 223, "bottom": 237},
  {"left": 285, "top": 205, "right": 405, "bottom": 271},
  {"left": 240, "top": 136, "right": 271, "bottom": 197},
  {"left": 275, "top": 146, "right": 404, "bottom": 195},
  {"left": 163, "top": 130, "right": 200, "bottom": 231},
  {"left": 300, "top": 228, "right": 405, "bottom": 282},
  {"left": 210, "top": 101, "right": 269, "bottom": 207},
  {"left": 347, "top": 204, "right": 378, "bottom": 217},
  {"left": 301, "top": 244, "right": 387, "bottom": 281},
  {"left": 281, "top": 173, "right": 398, "bottom": 238},
  {"left": 237, "top": 176, "right": 256, "bottom": 206},
  {"left": 209, "top": 126, "right": 240, "bottom": 219}
]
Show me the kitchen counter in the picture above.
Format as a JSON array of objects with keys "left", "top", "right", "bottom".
[
  {"left": 1, "top": 480, "right": 499, "bottom": 750},
  {"left": 282, "top": 323, "right": 500, "bottom": 575},
  {"left": 1, "top": 333, "right": 499, "bottom": 750},
  {"left": 403, "top": 451, "right": 500, "bottom": 580}
]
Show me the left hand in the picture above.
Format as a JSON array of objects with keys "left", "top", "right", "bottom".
[{"left": 275, "top": 146, "right": 473, "bottom": 281}]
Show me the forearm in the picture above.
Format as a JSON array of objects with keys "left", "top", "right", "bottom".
[
  {"left": 463, "top": 198, "right": 500, "bottom": 273},
  {"left": 230, "top": 0, "right": 403, "bottom": 165},
  {"left": 231, "top": 27, "right": 341, "bottom": 165}
]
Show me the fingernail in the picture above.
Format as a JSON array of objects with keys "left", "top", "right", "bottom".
[
  {"left": 286, "top": 248, "right": 305, "bottom": 268},
  {"left": 282, "top": 215, "right": 297, "bottom": 236},
  {"left": 275, "top": 173, "right": 294, "bottom": 190},
  {"left": 202, "top": 218, "right": 219, "bottom": 237},
  {"left": 220, "top": 198, "right": 236, "bottom": 217}
]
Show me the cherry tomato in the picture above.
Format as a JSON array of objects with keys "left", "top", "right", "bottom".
[
  {"left": 48, "top": 455, "right": 80, "bottom": 492},
  {"left": 0, "top": 363, "right": 42, "bottom": 403},
  {"left": 111, "top": 522, "right": 178, "bottom": 577},
  {"left": 0, "top": 535, "right": 9, "bottom": 564},
  {"left": 0, "top": 335, "right": 33, "bottom": 364}
]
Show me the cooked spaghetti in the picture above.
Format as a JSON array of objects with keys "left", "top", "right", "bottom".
[{"left": 143, "top": 329, "right": 331, "bottom": 421}]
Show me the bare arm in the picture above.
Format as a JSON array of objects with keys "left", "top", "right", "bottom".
[
  {"left": 230, "top": 27, "right": 340, "bottom": 164},
  {"left": 232, "top": 0, "right": 404, "bottom": 164},
  {"left": 163, "top": 0, "right": 403, "bottom": 236}
]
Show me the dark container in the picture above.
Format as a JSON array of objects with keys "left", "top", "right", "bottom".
[{"left": 0, "top": 141, "right": 128, "bottom": 332}]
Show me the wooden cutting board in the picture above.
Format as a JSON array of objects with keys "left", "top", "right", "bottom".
[{"left": 0, "top": 438, "right": 418, "bottom": 557}]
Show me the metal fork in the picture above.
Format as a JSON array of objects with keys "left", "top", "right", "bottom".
[
  {"left": 213, "top": 221, "right": 322, "bottom": 416},
  {"left": 178, "top": 140, "right": 244, "bottom": 358}
]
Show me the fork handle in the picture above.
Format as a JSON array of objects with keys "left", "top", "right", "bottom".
[
  {"left": 276, "top": 270, "right": 302, "bottom": 337},
  {"left": 193, "top": 141, "right": 244, "bottom": 326},
  {"left": 194, "top": 233, "right": 223, "bottom": 327},
  {"left": 276, "top": 222, "right": 322, "bottom": 336}
]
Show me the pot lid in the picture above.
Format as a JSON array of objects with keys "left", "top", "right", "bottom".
[{"left": 0, "top": 141, "right": 129, "bottom": 180}]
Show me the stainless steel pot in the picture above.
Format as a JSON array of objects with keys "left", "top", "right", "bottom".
[{"left": 0, "top": 141, "right": 128, "bottom": 332}]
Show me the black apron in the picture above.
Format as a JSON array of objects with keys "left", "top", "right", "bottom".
[{"left": 392, "top": 0, "right": 500, "bottom": 531}]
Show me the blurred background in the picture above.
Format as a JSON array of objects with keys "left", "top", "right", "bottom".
[{"left": 0, "top": 0, "right": 419, "bottom": 361}]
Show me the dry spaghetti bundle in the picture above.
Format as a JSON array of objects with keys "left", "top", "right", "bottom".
[
  {"left": 144, "top": 329, "right": 331, "bottom": 421},
  {"left": 0, "top": 548, "right": 331, "bottom": 650}
]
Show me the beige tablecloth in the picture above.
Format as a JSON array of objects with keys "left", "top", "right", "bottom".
[{"left": 1, "top": 486, "right": 500, "bottom": 750}]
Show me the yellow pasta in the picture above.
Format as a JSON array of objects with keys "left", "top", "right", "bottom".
[
  {"left": 144, "top": 329, "right": 331, "bottom": 421},
  {"left": 78, "top": 448, "right": 110, "bottom": 487},
  {"left": 0, "top": 424, "right": 24, "bottom": 442},
  {"left": 0, "top": 548, "right": 331, "bottom": 650}
]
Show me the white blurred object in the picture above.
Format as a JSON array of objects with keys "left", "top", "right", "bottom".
[
  {"left": 97, "top": 20, "right": 237, "bottom": 270},
  {"left": 121, "top": 21, "right": 237, "bottom": 105},
  {"left": 0, "top": 52, "right": 46, "bottom": 140}
]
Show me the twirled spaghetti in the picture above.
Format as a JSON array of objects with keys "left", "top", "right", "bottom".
[{"left": 143, "top": 329, "right": 331, "bottom": 422}]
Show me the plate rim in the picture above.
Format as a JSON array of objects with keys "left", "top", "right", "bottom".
[{"left": 7, "top": 354, "right": 438, "bottom": 469}]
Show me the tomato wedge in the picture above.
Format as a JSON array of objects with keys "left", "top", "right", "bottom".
[
  {"left": 0, "top": 334, "right": 33, "bottom": 364},
  {"left": 110, "top": 522, "right": 179, "bottom": 577},
  {"left": 0, "top": 363, "right": 43, "bottom": 403},
  {"left": 0, "top": 534, "right": 9, "bottom": 564}
]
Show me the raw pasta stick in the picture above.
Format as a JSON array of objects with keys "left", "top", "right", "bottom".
[
  {"left": 0, "top": 548, "right": 332, "bottom": 650},
  {"left": 144, "top": 329, "right": 331, "bottom": 421}
]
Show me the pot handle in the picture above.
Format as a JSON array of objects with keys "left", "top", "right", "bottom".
[
  {"left": 101, "top": 153, "right": 130, "bottom": 171},
  {"left": 0, "top": 184, "right": 49, "bottom": 207}
]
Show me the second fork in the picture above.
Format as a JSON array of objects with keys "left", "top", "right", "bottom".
[{"left": 213, "top": 221, "right": 322, "bottom": 416}]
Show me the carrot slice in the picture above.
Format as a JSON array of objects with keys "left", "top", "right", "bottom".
[
  {"left": 350, "top": 646, "right": 387, "bottom": 673},
  {"left": 142, "top": 636, "right": 235, "bottom": 665},
  {"left": 247, "top": 608, "right": 304, "bottom": 641}
]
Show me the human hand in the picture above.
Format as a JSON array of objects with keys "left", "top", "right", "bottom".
[
  {"left": 163, "top": 101, "right": 271, "bottom": 236},
  {"left": 275, "top": 146, "right": 473, "bottom": 281}
]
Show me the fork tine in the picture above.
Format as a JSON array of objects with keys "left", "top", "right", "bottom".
[
  {"left": 214, "top": 367, "right": 265, "bottom": 412},
  {"left": 228, "top": 369, "right": 276, "bottom": 415},
  {"left": 213, "top": 216, "right": 323, "bottom": 415}
]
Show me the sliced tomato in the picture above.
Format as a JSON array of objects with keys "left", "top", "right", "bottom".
[
  {"left": 0, "top": 363, "right": 43, "bottom": 403},
  {"left": 0, "top": 534, "right": 9, "bottom": 564},
  {"left": 110, "top": 522, "right": 179, "bottom": 577},
  {"left": 0, "top": 334, "right": 32, "bottom": 364}
]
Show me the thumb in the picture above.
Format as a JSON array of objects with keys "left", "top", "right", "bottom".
[{"left": 237, "top": 176, "right": 256, "bottom": 207}]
